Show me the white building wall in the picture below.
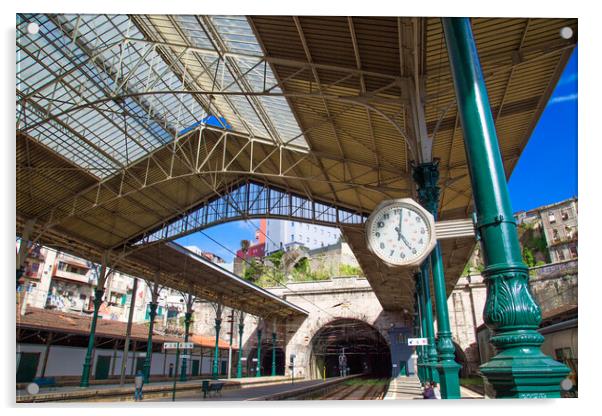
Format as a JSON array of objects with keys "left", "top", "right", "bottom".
[
  {"left": 17, "top": 343, "right": 229, "bottom": 379},
  {"left": 265, "top": 220, "right": 341, "bottom": 254}
]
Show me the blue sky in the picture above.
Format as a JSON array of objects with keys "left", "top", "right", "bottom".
[
  {"left": 178, "top": 47, "right": 578, "bottom": 261},
  {"left": 507, "top": 47, "right": 578, "bottom": 212}
]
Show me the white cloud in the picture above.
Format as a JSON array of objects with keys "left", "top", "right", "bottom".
[{"left": 548, "top": 93, "right": 578, "bottom": 105}]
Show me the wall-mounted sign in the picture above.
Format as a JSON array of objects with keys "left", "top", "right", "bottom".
[
  {"left": 408, "top": 338, "right": 428, "bottom": 346},
  {"left": 163, "top": 342, "right": 194, "bottom": 350}
]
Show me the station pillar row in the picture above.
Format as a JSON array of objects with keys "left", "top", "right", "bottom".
[
  {"left": 418, "top": 261, "right": 438, "bottom": 384},
  {"left": 413, "top": 276, "right": 426, "bottom": 384},
  {"left": 414, "top": 161, "right": 461, "bottom": 399},
  {"left": 442, "top": 17, "right": 570, "bottom": 398}
]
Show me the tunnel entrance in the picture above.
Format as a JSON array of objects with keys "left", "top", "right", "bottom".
[{"left": 310, "top": 318, "right": 392, "bottom": 378}]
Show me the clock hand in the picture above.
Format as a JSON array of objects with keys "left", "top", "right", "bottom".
[
  {"left": 397, "top": 209, "right": 403, "bottom": 241},
  {"left": 401, "top": 235, "right": 413, "bottom": 250}
]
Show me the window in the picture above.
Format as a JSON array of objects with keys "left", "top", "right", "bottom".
[
  {"left": 553, "top": 229, "right": 560, "bottom": 242},
  {"left": 555, "top": 347, "right": 573, "bottom": 362},
  {"left": 306, "top": 237, "right": 310, "bottom": 243},
  {"left": 291, "top": 221, "right": 294, "bottom": 227},
  {"left": 561, "top": 210, "right": 569, "bottom": 221},
  {"left": 79, "top": 293, "right": 87, "bottom": 300},
  {"left": 558, "top": 250, "right": 565, "bottom": 261},
  {"left": 570, "top": 246, "right": 578, "bottom": 258},
  {"left": 549, "top": 212, "right": 556, "bottom": 224}
]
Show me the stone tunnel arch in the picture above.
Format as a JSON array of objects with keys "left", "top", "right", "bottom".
[{"left": 309, "top": 318, "right": 392, "bottom": 379}]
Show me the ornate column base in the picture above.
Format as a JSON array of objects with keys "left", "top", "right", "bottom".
[
  {"left": 436, "top": 361, "right": 461, "bottom": 399},
  {"left": 480, "top": 339, "right": 570, "bottom": 398}
]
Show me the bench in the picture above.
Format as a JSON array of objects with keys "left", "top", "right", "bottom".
[
  {"left": 202, "top": 381, "right": 225, "bottom": 398},
  {"left": 32, "top": 377, "right": 57, "bottom": 390}
]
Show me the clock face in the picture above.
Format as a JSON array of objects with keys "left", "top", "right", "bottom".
[{"left": 365, "top": 199, "right": 435, "bottom": 267}]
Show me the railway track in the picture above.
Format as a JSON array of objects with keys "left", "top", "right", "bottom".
[{"left": 317, "top": 378, "right": 387, "bottom": 400}]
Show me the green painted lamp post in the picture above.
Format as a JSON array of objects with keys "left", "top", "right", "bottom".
[
  {"left": 442, "top": 17, "right": 570, "bottom": 398},
  {"left": 179, "top": 311, "right": 193, "bottom": 382},
  {"left": 414, "top": 161, "right": 461, "bottom": 399},
  {"left": 212, "top": 318, "right": 221, "bottom": 380},
  {"left": 237, "top": 315, "right": 244, "bottom": 378},
  {"left": 419, "top": 262, "right": 439, "bottom": 383},
  {"left": 142, "top": 302, "right": 158, "bottom": 383},
  {"left": 80, "top": 288, "right": 104, "bottom": 387},
  {"left": 271, "top": 331, "right": 277, "bottom": 376},
  {"left": 256, "top": 329, "right": 262, "bottom": 377}
]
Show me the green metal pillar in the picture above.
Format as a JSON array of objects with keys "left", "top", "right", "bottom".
[
  {"left": 442, "top": 17, "right": 570, "bottom": 398},
  {"left": 179, "top": 312, "right": 192, "bottom": 382},
  {"left": 414, "top": 161, "right": 461, "bottom": 399},
  {"left": 212, "top": 318, "right": 221, "bottom": 380},
  {"left": 256, "top": 329, "right": 262, "bottom": 377},
  {"left": 237, "top": 320, "right": 244, "bottom": 378},
  {"left": 80, "top": 288, "right": 104, "bottom": 387},
  {"left": 142, "top": 302, "right": 158, "bottom": 383},
  {"left": 413, "top": 274, "right": 426, "bottom": 384},
  {"left": 419, "top": 262, "right": 438, "bottom": 383},
  {"left": 271, "top": 331, "right": 277, "bottom": 376}
]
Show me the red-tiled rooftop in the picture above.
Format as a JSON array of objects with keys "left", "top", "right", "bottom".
[{"left": 17, "top": 307, "right": 235, "bottom": 349}]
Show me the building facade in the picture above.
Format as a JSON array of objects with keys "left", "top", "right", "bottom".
[
  {"left": 264, "top": 220, "right": 341, "bottom": 254},
  {"left": 515, "top": 197, "right": 578, "bottom": 263}
]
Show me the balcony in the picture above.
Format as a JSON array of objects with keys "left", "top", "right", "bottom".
[{"left": 53, "top": 268, "right": 93, "bottom": 285}]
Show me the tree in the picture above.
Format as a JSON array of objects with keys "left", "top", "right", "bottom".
[{"left": 240, "top": 239, "right": 251, "bottom": 277}]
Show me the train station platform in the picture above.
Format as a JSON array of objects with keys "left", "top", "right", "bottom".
[
  {"left": 16, "top": 375, "right": 298, "bottom": 403},
  {"left": 383, "top": 376, "right": 485, "bottom": 400},
  {"left": 383, "top": 376, "right": 424, "bottom": 400}
]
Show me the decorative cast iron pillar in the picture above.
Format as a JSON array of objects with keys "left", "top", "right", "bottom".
[
  {"left": 413, "top": 274, "right": 426, "bottom": 383},
  {"left": 442, "top": 17, "right": 570, "bottom": 398},
  {"left": 256, "top": 329, "right": 262, "bottom": 377},
  {"left": 212, "top": 318, "right": 222, "bottom": 380},
  {"left": 271, "top": 331, "right": 277, "bottom": 376},
  {"left": 414, "top": 161, "right": 461, "bottom": 398},
  {"left": 80, "top": 288, "right": 104, "bottom": 387},
  {"left": 142, "top": 302, "right": 158, "bottom": 383},
  {"left": 237, "top": 312, "right": 245, "bottom": 378},
  {"left": 419, "top": 263, "right": 438, "bottom": 383},
  {"left": 179, "top": 312, "right": 193, "bottom": 382}
]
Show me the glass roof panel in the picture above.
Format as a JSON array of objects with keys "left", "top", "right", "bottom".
[{"left": 17, "top": 13, "right": 310, "bottom": 182}]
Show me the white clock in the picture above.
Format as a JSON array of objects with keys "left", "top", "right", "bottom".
[{"left": 365, "top": 198, "right": 437, "bottom": 267}]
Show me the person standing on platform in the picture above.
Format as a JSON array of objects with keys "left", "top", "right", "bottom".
[
  {"left": 134, "top": 370, "right": 145, "bottom": 401},
  {"left": 432, "top": 382, "right": 442, "bottom": 399}
]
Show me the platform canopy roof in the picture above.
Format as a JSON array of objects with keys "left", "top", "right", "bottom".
[{"left": 16, "top": 14, "right": 577, "bottom": 311}]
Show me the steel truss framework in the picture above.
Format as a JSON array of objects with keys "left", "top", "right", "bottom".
[
  {"left": 133, "top": 179, "right": 366, "bottom": 248},
  {"left": 16, "top": 13, "right": 577, "bottom": 318}
]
